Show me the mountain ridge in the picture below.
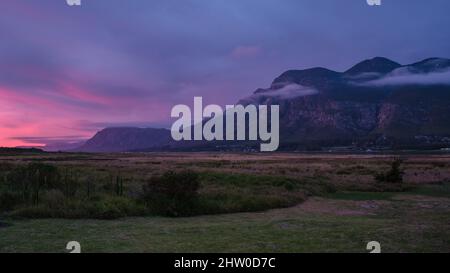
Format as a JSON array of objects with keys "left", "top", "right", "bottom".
[
  {"left": 75, "top": 127, "right": 172, "bottom": 152},
  {"left": 73, "top": 57, "right": 450, "bottom": 152}
]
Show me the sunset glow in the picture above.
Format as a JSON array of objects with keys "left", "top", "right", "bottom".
[{"left": 1, "top": 0, "right": 449, "bottom": 148}]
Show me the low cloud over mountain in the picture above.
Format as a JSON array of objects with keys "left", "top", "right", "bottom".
[{"left": 356, "top": 58, "right": 450, "bottom": 86}]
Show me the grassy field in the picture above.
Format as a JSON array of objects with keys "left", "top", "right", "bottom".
[{"left": 0, "top": 152, "right": 449, "bottom": 253}]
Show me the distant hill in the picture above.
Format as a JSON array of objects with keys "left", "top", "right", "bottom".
[
  {"left": 44, "top": 141, "right": 86, "bottom": 152},
  {"left": 75, "top": 127, "right": 172, "bottom": 152},
  {"left": 75, "top": 57, "right": 450, "bottom": 152},
  {"left": 0, "top": 147, "right": 46, "bottom": 154}
]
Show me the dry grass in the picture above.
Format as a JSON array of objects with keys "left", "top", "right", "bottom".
[{"left": 2, "top": 152, "right": 447, "bottom": 191}]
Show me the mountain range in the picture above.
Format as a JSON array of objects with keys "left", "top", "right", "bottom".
[{"left": 74, "top": 57, "right": 450, "bottom": 152}]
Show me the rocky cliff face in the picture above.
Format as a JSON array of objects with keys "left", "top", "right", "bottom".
[{"left": 240, "top": 57, "right": 450, "bottom": 149}]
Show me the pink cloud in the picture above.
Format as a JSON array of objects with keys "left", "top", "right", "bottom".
[
  {"left": 0, "top": 82, "right": 172, "bottom": 147},
  {"left": 230, "top": 45, "right": 262, "bottom": 59},
  {"left": 56, "top": 82, "right": 114, "bottom": 106}
]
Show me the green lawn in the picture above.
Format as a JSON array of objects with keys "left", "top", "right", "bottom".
[{"left": 1, "top": 191, "right": 449, "bottom": 253}]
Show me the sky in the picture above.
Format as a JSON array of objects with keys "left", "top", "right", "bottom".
[{"left": 0, "top": 0, "right": 449, "bottom": 147}]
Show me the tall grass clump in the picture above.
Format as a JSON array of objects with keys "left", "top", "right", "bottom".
[{"left": 143, "top": 170, "right": 200, "bottom": 217}]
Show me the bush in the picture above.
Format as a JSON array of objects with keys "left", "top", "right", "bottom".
[
  {"left": 10, "top": 206, "right": 56, "bottom": 219},
  {"left": 143, "top": 170, "right": 200, "bottom": 216},
  {"left": 0, "top": 192, "right": 22, "bottom": 211},
  {"left": 5, "top": 163, "right": 61, "bottom": 206},
  {"left": 10, "top": 196, "right": 146, "bottom": 219},
  {"left": 86, "top": 196, "right": 146, "bottom": 219},
  {"left": 375, "top": 158, "right": 404, "bottom": 184},
  {"left": 41, "top": 190, "right": 66, "bottom": 210},
  {"left": 0, "top": 162, "right": 14, "bottom": 172}
]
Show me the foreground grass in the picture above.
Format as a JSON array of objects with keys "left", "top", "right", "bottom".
[
  {"left": 1, "top": 190, "right": 449, "bottom": 253},
  {"left": 0, "top": 153, "right": 449, "bottom": 252},
  {"left": 0, "top": 216, "right": 378, "bottom": 252}
]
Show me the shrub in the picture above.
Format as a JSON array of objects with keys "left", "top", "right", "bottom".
[
  {"left": 10, "top": 206, "right": 55, "bottom": 219},
  {"left": 10, "top": 196, "right": 145, "bottom": 219},
  {"left": 0, "top": 162, "right": 14, "bottom": 172},
  {"left": 60, "top": 167, "right": 80, "bottom": 198},
  {"left": 0, "top": 192, "right": 22, "bottom": 211},
  {"left": 87, "top": 199, "right": 125, "bottom": 219},
  {"left": 86, "top": 196, "right": 146, "bottom": 219},
  {"left": 5, "top": 163, "right": 61, "bottom": 206},
  {"left": 375, "top": 158, "right": 404, "bottom": 184},
  {"left": 143, "top": 170, "right": 200, "bottom": 216},
  {"left": 41, "top": 190, "right": 66, "bottom": 210}
]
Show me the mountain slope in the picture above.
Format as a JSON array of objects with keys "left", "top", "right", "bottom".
[
  {"left": 241, "top": 57, "right": 450, "bottom": 149},
  {"left": 345, "top": 57, "right": 402, "bottom": 75},
  {"left": 76, "top": 127, "right": 172, "bottom": 152},
  {"left": 77, "top": 57, "right": 450, "bottom": 152}
]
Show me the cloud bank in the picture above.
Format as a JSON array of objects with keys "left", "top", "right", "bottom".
[
  {"left": 361, "top": 69, "right": 450, "bottom": 86},
  {"left": 241, "top": 84, "right": 318, "bottom": 104}
]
